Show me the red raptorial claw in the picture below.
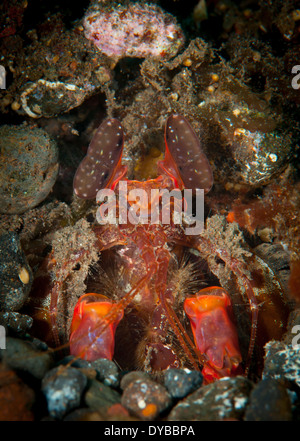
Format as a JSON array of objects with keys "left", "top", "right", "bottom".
[
  {"left": 184, "top": 286, "right": 242, "bottom": 382},
  {"left": 158, "top": 114, "right": 214, "bottom": 193},
  {"left": 69, "top": 293, "right": 123, "bottom": 361}
]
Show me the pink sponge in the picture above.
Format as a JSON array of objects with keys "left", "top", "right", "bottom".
[{"left": 83, "top": 2, "right": 184, "bottom": 60}]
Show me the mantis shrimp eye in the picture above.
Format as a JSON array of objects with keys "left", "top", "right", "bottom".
[
  {"left": 165, "top": 114, "right": 213, "bottom": 192},
  {"left": 73, "top": 118, "right": 124, "bottom": 199}
]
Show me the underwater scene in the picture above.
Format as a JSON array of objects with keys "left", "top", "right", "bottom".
[{"left": 0, "top": 0, "right": 299, "bottom": 422}]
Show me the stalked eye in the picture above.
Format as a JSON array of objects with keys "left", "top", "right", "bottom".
[
  {"left": 165, "top": 114, "right": 213, "bottom": 192},
  {"left": 73, "top": 118, "right": 124, "bottom": 199}
]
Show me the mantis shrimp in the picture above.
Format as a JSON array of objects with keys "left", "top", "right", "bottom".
[{"left": 45, "top": 114, "right": 289, "bottom": 383}]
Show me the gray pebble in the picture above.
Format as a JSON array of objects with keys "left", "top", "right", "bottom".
[
  {"left": 120, "top": 371, "right": 152, "bottom": 391},
  {"left": 263, "top": 340, "right": 300, "bottom": 388},
  {"left": 58, "top": 355, "right": 92, "bottom": 369},
  {"left": 168, "top": 376, "right": 253, "bottom": 421},
  {"left": 244, "top": 378, "right": 292, "bottom": 421},
  {"left": 121, "top": 378, "right": 172, "bottom": 420},
  {"left": 42, "top": 366, "right": 87, "bottom": 419},
  {"left": 90, "top": 358, "right": 120, "bottom": 387},
  {"left": 0, "top": 336, "right": 53, "bottom": 379},
  {"left": 164, "top": 368, "right": 203, "bottom": 399},
  {"left": 84, "top": 379, "right": 121, "bottom": 410},
  {"left": 0, "top": 311, "right": 33, "bottom": 335}
]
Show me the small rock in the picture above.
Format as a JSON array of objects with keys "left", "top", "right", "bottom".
[
  {"left": 0, "top": 365, "right": 35, "bottom": 421},
  {"left": 58, "top": 355, "right": 92, "bottom": 369},
  {"left": 229, "top": 127, "right": 293, "bottom": 187},
  {"left": 20, "top": 79, "right": 94, "bottom": 119},
  {"left": 0, "top": 124, "right": 59, "bottom": 214},
  {"left": 91, "top": 358, "right": 120, "bottom": 387},
  {"left": 120, "top": 371, "right": 152, "bottom": 390},
  {"left": 0, "top": 337, "right": 53, "bottom": 379},
  {"left": 121, "top": 378, "right": 172, "bottom": 421},
  {"left": 0, "top": 311, "right": 33, "bottom": 335},
  {"left": 263, "top": 340, "right": 300, "bottom": 388},
  {"left": 164, "top": 368, "right": 203, "bottom": 399},
  {"left": 244, "top": 378, "right": 292, "bottom": 421},
  {"left": 84, "top": 379, "right": 121, "bottom": 410},
  {"left": 0, "top": 233, "right": 33, "bottom": 311},
  {"left": 168, "top": 376, "right": 253, "bottom": 421},
  {"left": 42, "top": 366, "right": 87, "bottom": 419}
]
